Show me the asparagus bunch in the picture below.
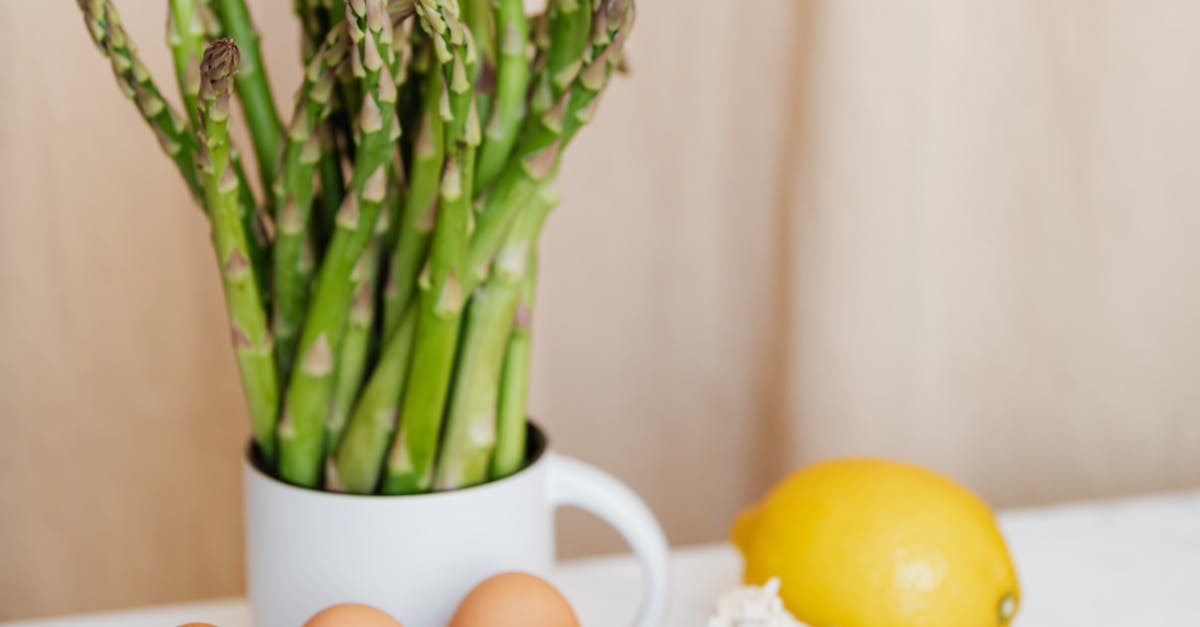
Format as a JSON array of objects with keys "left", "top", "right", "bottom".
[{"left": 76, "top": 0, "right": 635, "bottom": 493}]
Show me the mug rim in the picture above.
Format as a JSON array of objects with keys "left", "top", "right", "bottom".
[{"left": 244, "top": 421, "right": 549, "bottom": 501}]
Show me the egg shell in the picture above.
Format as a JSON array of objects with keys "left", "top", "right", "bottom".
[
  {"left": 304, "top": 603, "right": 405, "bottom": 627},
  {"left": 449, "top": 572, "right": 580, "bottom": 627}
]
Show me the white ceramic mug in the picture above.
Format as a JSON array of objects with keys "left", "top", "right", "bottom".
[{"left": 244, "top": 425, "right": 669, "bottom": 627}]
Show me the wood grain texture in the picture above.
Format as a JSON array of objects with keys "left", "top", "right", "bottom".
[{"left": 4, "top": 0, "right": 1200, "bottom": 620}]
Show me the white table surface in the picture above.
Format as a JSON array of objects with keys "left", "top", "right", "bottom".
[{"left": 6, "top": 490, "right": 1199, "bottom": 626}]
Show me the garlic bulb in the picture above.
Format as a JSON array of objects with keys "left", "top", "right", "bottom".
[{"left": 708, "top": 578, "right": 807, "bottom": 627}]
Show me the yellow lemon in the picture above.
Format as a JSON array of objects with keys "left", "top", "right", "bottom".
[{"left": 733, "top": 458, "right": 1019, "bottom": 627}]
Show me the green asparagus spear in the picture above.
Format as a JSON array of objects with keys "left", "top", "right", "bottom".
[
  {"left": 482, "top": 4, "right": 638, "bottom": 473},
  {"left": 277, "top": 0, "right": 398, "bottom": 487},
  {"left": 77, "top": 0, "right": 201, "bottom": 200},
  {"left": 167, "top": 0, "right": 219, "bottom": 131},
  {"left": 527, "top": 0, "right": 587, "bottom": 118},
  {"left": 379, "top": 149, "right": 471, "bottom": 494},
  {"left": 463, "top": 0, "right": 594, "bottom": 278},
  {"left": 296, "top": 2, "right": 352, "bottom": 219},
  {"left": 212, "top": 0, "right": 283, "bottom": 204},
  {"left": 273, "top": 24, "right": 350, "bottom": 379},
  {"left": 462, "top": 94, "right": 564, "bottom": 287},
  {"left": 563, "top": 0, "right": 632, "bottom": 143},
  {"left": 479, "top": 4, "right": 636, "bottom": 482},
  {"left": 329, "top": 7, "right": 363, "bottom": 173},
  {"left": 327, "top": 305, "right": 417, "bottom": 493},
  {"left": 381, "top": 60, "right": 445, "bottom": 335},
  {"left": 315, "top": 126, "right": 347, "bottom": 225},
  {"left": 380, "top": 0, "right": 480, "bottom": 495},
  {"left": 435, "top": 181, "right": 557, "bottom": 490},
  {"left": 491, "top": 238, "right": 538, "bottom": 479},
  {"left": 309, "top": 12, "right": 348, "bottom": 229},
  {"left": 167, "top": 0, "right": 270, "bottom": 300},
  {"left": 460, "top": 0, "right": 496, "bottom": 128},
  {"left": 474, "top": 0, "right": 530, "bottom": 192},
  {"left": 328, "top": 235, "right": 383, "bottom": 448},
  {"left": 197, "top": 39, "right": 280, "bottom": 464},
  {"left": 486, "top": 9, "right": 636, "bottom": 478},
  {"left": 327, "top": 130, "right": 407, "bottom": 454},
  {"left": 546, "top": 0, "right": 591, "bottom": 91},
  {"left": 338, "top": 51, "right": 438, "bottom": 491}
]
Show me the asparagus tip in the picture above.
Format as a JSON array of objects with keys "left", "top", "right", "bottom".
[{"left": 200, "top": 38, "right": 241, "bottom": 94}]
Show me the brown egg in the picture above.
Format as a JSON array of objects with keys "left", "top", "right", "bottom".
[
  {"left": 304, "top": 603, "right": 405, "bottom": 627},
  {"left": 449, "top": 572, "right": 580, "bottom": 627},
  {"left": 178, "top": 624, "right": 218, "bottom": 627}
]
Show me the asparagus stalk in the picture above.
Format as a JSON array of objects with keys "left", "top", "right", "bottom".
[
  {"left": 460, "top": 0, "right": 497, "bottom": 128},
  {"left": 197, "top": 39, "right": 280, "bottom": 463},
  {"left": 296, "top": 1, "right": 357, "bottom": 239},
  {"left": 326, "top": 7, "right": 415, "bottom": 452},
  {"left": 461, "top": 98, "right": 570, "bottom": 285},
  {"left": 380, "top": 0, "right": 480, "bottom": 495},
  {"left": 471, "top": 0, "right": 594, "bottom": 238},
  {"left": 328, "top": 305, "right": 417, "bottom": 492},
  {"left": 491, "top": 243, "right": 537, "bottom": 479},
  {"left": 336, "top": 49, "right": 438, "bottom": 491},
  {"left": 77, "top": 0, "right": 202, "bottom": 200},
  {"left": 163, "top": 0, "right": 273, "bottom": 295},
  {"left": 381, "top": 59, "right": 445, "bottom": 335},
  {"left": 167, "top": 0, "right": 271, "bottom": 304},
  {"left": 314, "top": 0, "right": 422, "bottom": 247},
  {"left": 329, "top": 7, "right": 364, "bottom": 173},
  {"left": 212, "top": 0, "right": 283, "bottom": 203},
  {"left": 328, "top": 235, "right": 383, "bottom": 448},
  {"left": 523, "top": 0, "right": 588, "bottom": 122},
  {"left": 431, "top": 279, "right": 518, "bottom": 490},
  {"left": 167, "top": 0, "right": 220, "bottom": 131},
  {"left": 304, "top": 0, "right": 350, "bottom": 231},
  {"left": 277, "top": 0, "right": 398, "bottom": 487},
  {"left": 482, "top": 7, "right": 638, "bottom": 476},
  {"left": 435, "top": 4, "right": 633, "bottom": 483},
  {"left": 380, "top": 153, "right": 469, "bottom": 495},
  {"left": 474, "top": 0, "right": 530, "bottom": 193},
  {"left": 315, "top": 127, "right": 347, "bottom": 224},
  {"left": 382, "top": 18, "right": 414, "bottom": 207},
  {"left": 494, "top": 9, "right": 636, "bottom": 477},
  {"left": 453, "top": 5, "right": 635, "bottom": 482},
  {"left": 313, "top": 116, "right": 352, "bottom": 251},
  {"left": 563, "top": 0, "right": 632, "bottom": 144},
  {"left": 487, "top": 2, "right": 585, "bottom": 473},
  {"left": 545, "top": 0, "right": 591, "bottom": 94},
  {"left": 435, "top": 181, "right": 556, "bottom": 490},
  {"left": 272, "top": 24, "right": 349, "bottom": 379}
]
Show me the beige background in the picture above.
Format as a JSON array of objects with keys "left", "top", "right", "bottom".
[{"left": 3, "top": 0, "right": 1200, "bottom": 620}]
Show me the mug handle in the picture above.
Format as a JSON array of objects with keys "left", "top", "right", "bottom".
[{"left": 547, "top": 453, "right": 669, "bottom": 627}]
